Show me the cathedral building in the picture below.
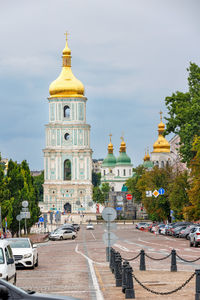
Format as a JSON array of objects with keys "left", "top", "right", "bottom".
[
  {"left": 40, "top": 35, "right": 93, "bottom": 214},
  {"left": 151, "top": 112, "right": 173, "bottom": 168},
  {"left": 101, "top": 135, "right": 133, "bottom": 191}
]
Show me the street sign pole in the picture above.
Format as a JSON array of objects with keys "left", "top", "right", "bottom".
[{"left": 19, "top": 219, "right": 21, "bottom": 237}]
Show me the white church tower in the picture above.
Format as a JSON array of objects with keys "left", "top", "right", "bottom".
[{"left": 40, "top": 34, "right": 93, "bottom": 214}]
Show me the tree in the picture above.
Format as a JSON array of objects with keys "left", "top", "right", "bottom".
[
  {"left": 92, "top": 183, "right": 110, "bottom": 204},
  {"left": 165, "top": 63, "right": 200, "bottom": 164},
  {"left": 92, "top": 172, "right": 101, "bottom": 187},
  {"left": 125, "top": 165, "right": 145, "bottom": 203},
  {"left": 32, "top": 171, "right": 44, "bottom": 202},
  {"left": 183, "top": 136, "right": 200, "bottom": 220},
  {"left": 168, "top": 171, "right": 190, "bottom": 220},
  {"left": 137, "top": 166, "right": 172, "bottom": 221}
]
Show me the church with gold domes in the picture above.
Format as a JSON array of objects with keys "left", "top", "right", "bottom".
[
  {"left": 40, "top": 35, "right": 93, "bottom": 214},
  {"left": 101, "top": 135, "right": 133, "bottom": 191}
]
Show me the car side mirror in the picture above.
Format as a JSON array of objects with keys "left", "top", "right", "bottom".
[
  {"left": 7, "top": 258, "right": 14, "bottom": 265},
  {"left": 33, "top": 244, "right": 37, "bottom": 248},
  {"left": 0, "top": 285, "right": 9, "bottom": 299}
]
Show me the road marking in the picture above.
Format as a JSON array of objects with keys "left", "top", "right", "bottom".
[
  {"left": 94, "top": 265, "right": 105, "bottom": 292},
  {"left": 138, "top": 238, "right": 162, "bottom": 246},
  {"left": 91, "top": 232, "right": 96, "bottom": 240},
  {"left": 114, "top": 244, "right": 130, "bottom": 252},
  {"left": 75, "top": 244, "right": 104, "bottom": 300}
]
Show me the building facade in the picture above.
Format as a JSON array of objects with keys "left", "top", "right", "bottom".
[
  {"left": 101, "top": 135, "right": 133, "bottom": 192},
  {"left": 40, "top": 35, "right": 93, "bottom": 214}
]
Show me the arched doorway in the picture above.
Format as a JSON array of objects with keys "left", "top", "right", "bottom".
[{"left": 64, "top": 202, "right": 71, "bottom": 213}]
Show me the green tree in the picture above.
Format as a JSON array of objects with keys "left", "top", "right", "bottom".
[
  {"left": 165, "top": 63, "right": 200, "bottom": 164},
  {"left": 168, "top": 171, "right": 190, "bottom": 220},
  {"left": 92, "top": 183, "right": 110, "bottom": 204},
  {"left": 137, "top": 166, "right": 172, "bottom": 221},
  {"left": 33, "top": 171, "right": 44, "bottom": 202},
  {"left": 184, "top": 136, "right": 200, "bottom": 220},
  {"left": 92, "top": 172, "right": 101, "bottom": 187},
  {"left": 125, "top": 165, "right": 145, "bottom": 203}
]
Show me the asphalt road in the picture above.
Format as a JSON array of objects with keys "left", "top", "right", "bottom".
[{"left": 16, "top": 224, "right": 200, "bottom": 300}]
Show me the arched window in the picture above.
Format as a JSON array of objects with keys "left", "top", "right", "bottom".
[
  {"left": 118, "top": 169, "right": 119, "bottom": 176},
  {"left": 64, "top": 159, "right": 71, "bottom": 180},
  {"left": 104, "top": 170, "right": 106, "bottom": 176},
  {"left": 161, "top": 161, "right": 164, "bottom": 168},
  {"left": 64, "top": 105, "right": 70, "bottom": 118},
  {"left": 123, "top": 169, "right": 126, "bottom": 176},
  {"left": 64, "top": 133, "right": 70, "bottom": 141}
]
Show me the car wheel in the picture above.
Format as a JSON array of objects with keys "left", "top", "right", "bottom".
[
  {"left": 190, "top": 240, "right": 193, "bottom": 247},
  {"left": 72, "top": 235, "right": 76, "bottom": 240},
  {"left": 14, "top": 273, "right": 17, "bottom": 285},
  {"left": 31, "top": 262, "right": 35, "bottom": 269},
  {"left": 60, "top": 236, "right": 63, "bottom": 240},
  {"left": 195, "top": 241, "right": 198, "bottom": 247},
  {"left": 35, "top": 256, "right": 38, "bottom": 267}
]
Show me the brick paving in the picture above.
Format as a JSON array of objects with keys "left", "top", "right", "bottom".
[{"left": 15, "top": 225, "right": 200, "bottom": 300}]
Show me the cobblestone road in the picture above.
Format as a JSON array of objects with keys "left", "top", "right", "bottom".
[{"left": 16, "top": 224, "right": 200, "bottom": 299}]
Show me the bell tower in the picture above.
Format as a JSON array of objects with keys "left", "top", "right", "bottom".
[{"left": 40, "top": 34, "right": 93, "bottom": 214}]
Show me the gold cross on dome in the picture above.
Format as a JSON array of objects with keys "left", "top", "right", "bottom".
[
  {"left": 120, "top": 132, "right": 124, "bottom": 142},
  {"left": 64, "top": 32, "right": 69, "bottom": 40},
  {"left": 109, "top": 133, "right": 112, "bottom": 142},
  {"left": 159, "top": 111, "right": 163, "bottom": 122}
]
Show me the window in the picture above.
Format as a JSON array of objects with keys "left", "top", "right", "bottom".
[
  {"left": 5, "top": 247, "right": 10, "bottom": 264},
  {"left": 129, "top": 169, "right": 131, "bottom": 176},
  {"left": 64, "top": 159, "right": 71, "bottom": 180},
  {"left": 161, "top": 161, "right": 164, "bottom": 168},
  {"left": 123, "top": 169, "right": 126, "bottom": 176},
  {"left": 64, "top": 133, "right": 70, "bottom": 141},
  {"left": 104, "top": 170, "right": 106, "bottom": 176},
  {"left": 0, "top": 248, "right": 4, "bottom": 264},
  {"left": 64, "top": 105, "right": 70, "bottom": 118},
  {"left": 117, "top": 170, "right": 119, "bottom": 176}
]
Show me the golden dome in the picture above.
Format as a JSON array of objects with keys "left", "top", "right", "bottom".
[
  {"left": 49, "top": 34, "right": 85, "bottom": 98},
  {"left": 146, "top": 148, "right": 150, "bottom": 161},
  {"left": 119, "top": 136, "right": 126, "bottom": 153},
  {"left": 108, "top": 134, "right": 114, "bottom": 154},
  {"left": 152, "top": 112, "right": 170, "bottom": 153},
  {"left": 143, "top": 151, "right": 147, "bottom": 161}
]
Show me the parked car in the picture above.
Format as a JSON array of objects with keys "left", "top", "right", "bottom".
[
  {"left": 0, "top": 278, "right": 80, "bottom": 299},
  {"left": 0, "top": 240, "right": 16, "bottom": 284},
  {"left": 72, "top": 224, "right": 80, "bottom": 231},
  {"left": 49, "top": 229, "right": 77, "bottom": 240},
  {"left": 189, "top": 227, "right": 200, "bottom": 247},
  {"left": 172, "top": 226, "right": 187, "bottom": 237},
  {"left": 135, "top": 222, "right": 148, "bottom": 230},
  {"left": 86, "top": 223, "right": 94, "bottom": 230},
  {"left": 7, "top": 238, "right": 38, "bottom": 269},
  {"left": 59, "top": 224, "right": 77, "bottom": 232}
]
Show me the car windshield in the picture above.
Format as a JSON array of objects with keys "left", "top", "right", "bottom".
[
  {"left": 0, "top": 248, "right": 4, "bottom": 264},
  {"left": 9, "top": 239, "right": 30, "bottom": 248}
]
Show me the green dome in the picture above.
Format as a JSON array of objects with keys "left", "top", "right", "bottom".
[
  {"left": 143, "top": 160, "right": 154, "bottom": 169},
  {"left": 102, "top": 153, "right": 116, "bottom": 167},
  {"left": 116, "top": 152, "right": 131, "bottom": 165}
]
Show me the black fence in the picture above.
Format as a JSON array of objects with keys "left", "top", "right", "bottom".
[{"left": 109, "top": 247, "right": 200, "bottom": 299}]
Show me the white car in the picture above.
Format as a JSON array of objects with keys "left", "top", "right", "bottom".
[
  {"left": 86, "top": 223, "right": 94, "bottom": 230},
  {"left": 49, "top": 229, "right": 77, "bottom": 240},
  {"left": 0, "top": 240, "right": 16, "bottom": 284},
  {"left": 189, "top": 226, "right": 200, "bottom": 247},
  {"left": 7, "top": 238, "right": 38, "bottom": 269}
]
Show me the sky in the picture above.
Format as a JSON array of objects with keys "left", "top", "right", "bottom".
[{"left": 0, "top": 0, "right": 200, "bottom": 170}]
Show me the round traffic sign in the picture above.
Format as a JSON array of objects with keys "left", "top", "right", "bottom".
[
  {"left": 116, "top": 195, "right": 123, "bottom": 201},
  {"left": 126, "top": 194, "right": 132, "bottom": 200},
  {"left": 16, "top": 214, "right": 22, "bottom": 221},
  {"left": 102, "top": 207, "right": 117, "bottom": 222},
  {"left": 22, "top": 200, "right": 28, "bottom": 208},
  {"left": 88, "top": 201, "right": 94, "bottom": 207}
]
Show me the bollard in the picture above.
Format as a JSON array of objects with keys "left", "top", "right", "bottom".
[
  {"left": 195, "top": 269, "right": 200, "bottom": 300},
  {"left": 114, "top": 253, "right": 121, "bottom": 279},
  {"left": 115, "top": 256, "right": 122, "bottom": 287},
  {"left": 171, "top": 249, "right": 177, "bottom": 272},
  {"left": 111, "top": 249, "right": 117, "bottom": 273},
  {"left": 125, "top": 265, "right": 135, "bottom": 299},
  {"left": 109, "top": 248, "right": 113, "bottom": 270},
  {"left": 122, "top": 261, "right": 129, "bottom": 293},
  {"left": 139, "top": 249, "right": 146, "bottom": 271}
]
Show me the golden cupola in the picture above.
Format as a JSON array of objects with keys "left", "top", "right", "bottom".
[
  {"left": 108, "top": 134, "right": 114, "bottom": 154},
  {"left": 49, "top": 34, "right": 85, "bottom": 98},
  {"left": 152, "top": 112, "right": 170, "bottom": 153}
]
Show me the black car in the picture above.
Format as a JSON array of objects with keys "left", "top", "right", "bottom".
[
  {"left": 0, "top": 279, "right": 80, "bottom": 300},
  {"left": 72, "top": 224, "right": 80, "bottom": 231}
]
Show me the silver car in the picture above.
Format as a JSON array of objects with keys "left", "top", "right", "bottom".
[
  {"left": 189, "top": 226, "right": 200, "bottom": 247},
  {"left": 49, "top": 229, "right": 77, "bottom": 241}
]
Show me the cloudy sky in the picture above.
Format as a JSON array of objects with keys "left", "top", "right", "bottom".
[{"left": 0, "top": 0, "right": 199, "bottom": 170}]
